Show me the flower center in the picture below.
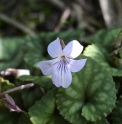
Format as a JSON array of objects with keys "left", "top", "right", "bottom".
[{"left": 61, "top": 55, "right": 65, "bottom": 59}]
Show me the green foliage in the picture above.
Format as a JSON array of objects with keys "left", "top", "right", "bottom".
[
  {"left": 0, "top": 29, "right": 122, "bottom": 123},
  {"left": 21, "top": 86, "right": 44, "bottom": 109},
  {"left": 18, "top": 75, "right": 54, "bottom": 90},
  {"left": 0, "top": 77, "right": 25, "bottom": 110},
  {"left": 0, "top": 106, "right": 20, "bottom": 124},
  {"left": 0, "top": 77, "right": 14, "bottom": 92},
  {"left": 56, "top": 55, "right": 116, "bottom": 123},
  {"left": 0, "top": 79, "right": 31, "bottom": 124},
  {"left": 0, "top": 37, "right": 24, "bottom": 70},
  {"left": 18, "top": 113, "right": 32, "bottom": 124},
  {"left": 29, "top": 89, "right": 69, "bottom": 124},
  {"left": 90, "top": 28, "right": 122, "bottom": 51},
  {"left": 89, "top": 119, "right": 110, "bottom": 124},
  {"left": 83, "top": 44, "right": 122, "bottom": 76},
  {"left": 111, "top": 96, "right": 122, "bottom": 124},
  {"left": 0, "top": 106, "right": 32, "bottom": 124}
]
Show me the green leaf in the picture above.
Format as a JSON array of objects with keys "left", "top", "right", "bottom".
[
  {"left": 17, "top": 75, "right": 34, "bottom": 82},
  {"left": 29, "top": 89, "right": 69, "bottom": 124},
  {"left": 83, "top": 44, "right": 122, "bottom": 76},
  {"left": 0, "top": 106, "right": 20, "bottom": 124},
  {"left": 0, "top": 107, "right": 32, "bottom": 124},
  {"left": 18, "top": 75, "right": 54, "bottom": 90},
  {"left": 0, "top": 37, "right": 24, "bottom": 70},
  {"left": 90, "top": 28, "right": 122, "bottom": 51},
  {"left": 34, "top": 76, "right": 55, "bottom": 90},
  {"left": 0, "top": 77, "right": 25, "bottom": 111},
  {"left": 56, "top": 55, "right": 116, "bottom": 123},
  {"left": 18, "top": 113, "right": 32, "bottom": 124},
  {"left": 111, "top": 96, "right": 122, "bottom": 124},
  {"left": 21, "top": 86, "right": 44, "bottom": 109},
  {"left": 0, "top": 77, "right": 14, "bottom": 93},
  {"left": 89, "top": 119, "right": 109, "bottom": 124}
]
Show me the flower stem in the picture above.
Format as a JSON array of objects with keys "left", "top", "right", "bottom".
[{"left": 0, "top": 83, "right": 34, "bottom": 96}]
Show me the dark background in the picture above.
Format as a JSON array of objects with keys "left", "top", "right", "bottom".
[{"left": 0, "top": 0, "right": 122, "bottom": 37}]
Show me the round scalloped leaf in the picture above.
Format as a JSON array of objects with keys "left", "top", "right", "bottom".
[
  {"left": 83, "top": 44, "right": 122, "bottom": 76},
  {"left": 29, "top": 89, "right": 69, "bottom": 124},
  {"left": 89, "top": 119, "right": 109, "bottom": 124},
  {"left": 90, "top": 28, "right": 121, "bottom": 51},
  {"left": 56, "top": 55, "right": 116, "bottom": 123},
  {"left": 111, "top": 96, "right": 122, "bottom": 124}
]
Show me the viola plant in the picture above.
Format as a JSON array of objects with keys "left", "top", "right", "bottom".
[
  {"left": 0, "top": 29, "right": 122, "bottom": 124},
  {"left": 38, "top": 38, "right": 87, "bottom": 88}
]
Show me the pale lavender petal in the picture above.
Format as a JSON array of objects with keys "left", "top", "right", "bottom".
[
  {"left": 47, "top": 37, "right": 63, "bottom": 58},
  {"left": 63, "top": 40, "right": 83, "bottom": 58},
  {"left": 38, "top": 58, "right": 58, "bottom": 75},
  {"left": 52, "top": 60, "right": 72, "bottom": 88},
  {"left": 68, "top": 59, "right": 87, "bottom": 72}
]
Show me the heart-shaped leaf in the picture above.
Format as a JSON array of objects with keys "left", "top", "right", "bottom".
[
  {"left": 111, "top": 96, "right": 122, "bottom": 124},
  {"left": 83, "top": 44, "right": 122, "bottom": 76},
  {"left": 29, "top": 89, "right": 69, "bottom": 124},
  {"left": 56, "top": 55, "right": 116, "bottom": 123}
]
